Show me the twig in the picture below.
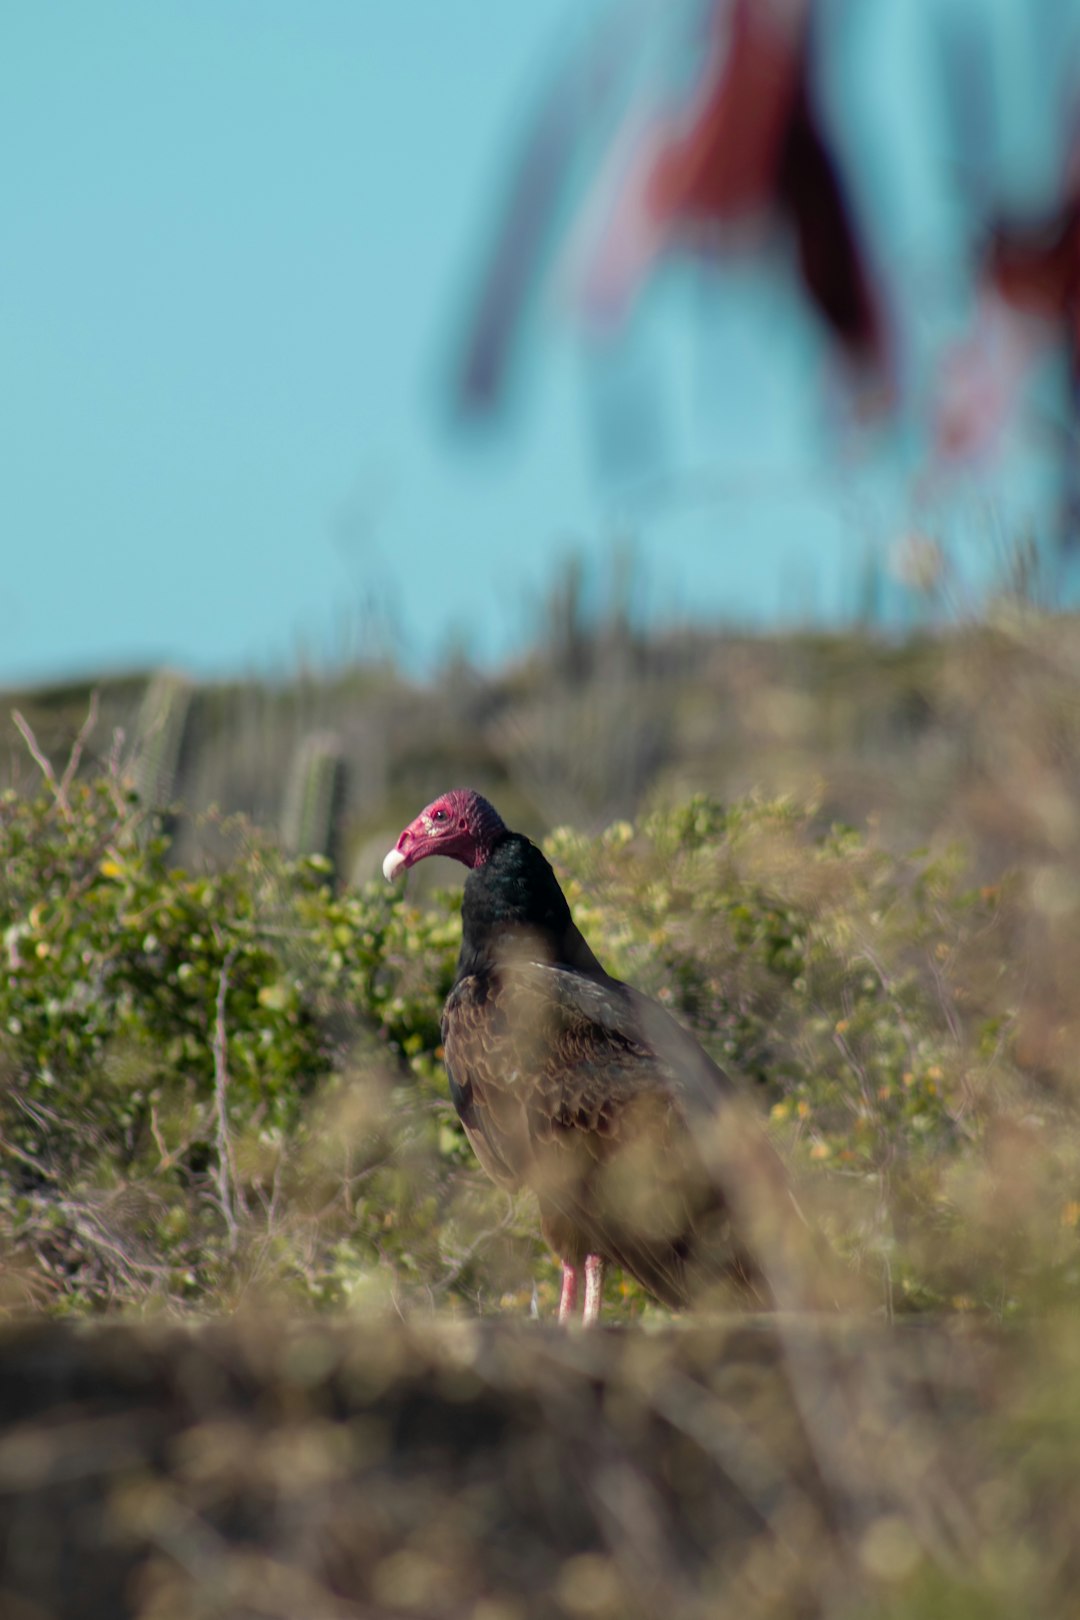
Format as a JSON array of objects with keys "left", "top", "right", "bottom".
[
  {"left": 58, "top": 1200, "right": 169, "bottom": 1286},
  {"left": 12, "top": 710, "right": 69, "bottom": 819},
  {"left": 433, "top": 1193, "right": 518, "bottom": 1296},
  {"left": 105, "top": 725, "right": 130, "bottom": 814},
  {"left": 858, "top": 940, "right": 920, "bottom": 1070},
  {"left": 58, "top": 690, "right": 99, "bottom": 802},
  {"left": 264, "top": 1145, "right": 286, "bottom": 1230},
  {"left": 929, "top": 956, "right": 963, "bottom": 1046},
  {"left": 211, "top": 949, "right": 248, "bottom": 1251},
  {"left": 653, "top": 1365, "right": 812, "bottom": 1535},
  {"left": 0, "top": 1136, "right": 59, "bottom": 1182},
  {"left": 12, "top": 1090, "right": 69, "bottom": 1136},
  {"left": 149, "top": 1102, "right": 176, "bottom": 1171}
]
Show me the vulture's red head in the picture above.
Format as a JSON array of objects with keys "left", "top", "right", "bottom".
[{"left": 383, "top": 789, "right": 507, "bottom": 880}]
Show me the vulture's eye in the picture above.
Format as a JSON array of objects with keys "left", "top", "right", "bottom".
[{"left": 431, "top": 808, "right": 449, "bottom": 824}]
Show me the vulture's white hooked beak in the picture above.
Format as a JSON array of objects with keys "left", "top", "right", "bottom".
[{"left": 382, "top": 846, "right": 407, "bottom": 882}]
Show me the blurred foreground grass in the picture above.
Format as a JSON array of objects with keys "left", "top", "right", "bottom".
[
  {"left": 4, "top": 613, "right": 1080, "bottom": 1615},
  {"left": 0, "top": 1310, "right": 1070, "bottom": 1620}
]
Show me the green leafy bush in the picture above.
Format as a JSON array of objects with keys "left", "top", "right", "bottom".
[{"left": 0, "top": 763, "right": 475, "bottom": 1313}]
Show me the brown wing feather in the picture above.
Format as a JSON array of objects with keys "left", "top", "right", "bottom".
[{"left": 442, "top": 961, "right": 759, "bottom": 1307}]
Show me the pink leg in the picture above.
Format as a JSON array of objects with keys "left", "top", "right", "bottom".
[
  {"left": 558, "top": 1262, "right": 580, "bottom": 1323},
  {"left": 582, "top": 1254, "right": 605, "bottom": 1327}
]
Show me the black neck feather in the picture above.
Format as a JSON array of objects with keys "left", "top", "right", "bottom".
[{"left": 456, "top": 833, "right": 606, "bottom": 981}]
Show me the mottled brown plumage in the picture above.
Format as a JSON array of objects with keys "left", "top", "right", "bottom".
[
  {"left": 442, "top": 959, "right": 762, "bottom": 1311},
  {"left": 385, "top": 789, "right": 784, "bottom": 1320}
]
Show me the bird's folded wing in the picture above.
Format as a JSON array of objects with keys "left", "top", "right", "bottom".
[
  {"left": 442, "top": 962, "right": 666, "bottom": 1178},
  {"left": 445, "top": 963, "right": 744, "bottom": 1241},
  {"left": 443, "top": 960, "right": 804, "bottom": 1307}
]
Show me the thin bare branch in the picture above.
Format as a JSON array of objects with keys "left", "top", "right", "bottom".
[
  {"left": 104, "top": 725, "right": 130, "bottom": 813},
  {"left": 59, "top": 691, "right": 99, "bottom": 802},
  {"left": 212, "top": 949, "right": 248, "bottom": 1251},
  {"left": 149, "top": 1102, "right": 177, "bottom": 1172},
  {"left": 0, "top": 1136, "right": 59, "bottom": 1183},
  {"left": 12, "top": 710, "right": 69, "bottom": 819},
  {"left": 433, "top": 1193, "right": 518, "bottom": 1296}
]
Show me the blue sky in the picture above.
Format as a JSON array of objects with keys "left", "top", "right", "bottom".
[{"left": 2, "top": 1, "right": 1075, "bottom": 688}]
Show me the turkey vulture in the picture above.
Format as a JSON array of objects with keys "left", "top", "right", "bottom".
[{"left": 383, "top": 789, "right": 797, "bottom": 1324}]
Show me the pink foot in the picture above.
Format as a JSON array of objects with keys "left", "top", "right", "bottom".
[
  {"left": 558, "top": 1262, "right": 580, "bottom": 1323},
  {"left": 582, "top": 1254, "right": 605, "bottom": 1326}
]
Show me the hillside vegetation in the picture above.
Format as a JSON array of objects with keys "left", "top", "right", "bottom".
[
  {"left": 1, "top": 753, "right": 1022, "bottom": 1322},
  {"left": 10, "top": 601, "right": 1080, "bottom": 884},
  {"left": 5, "top": 612, "right": 1080, "bottom": 1617}
]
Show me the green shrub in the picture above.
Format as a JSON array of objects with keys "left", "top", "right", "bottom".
[{"left": 0, "top": 764, "right": 475, "bottom": 1313}]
